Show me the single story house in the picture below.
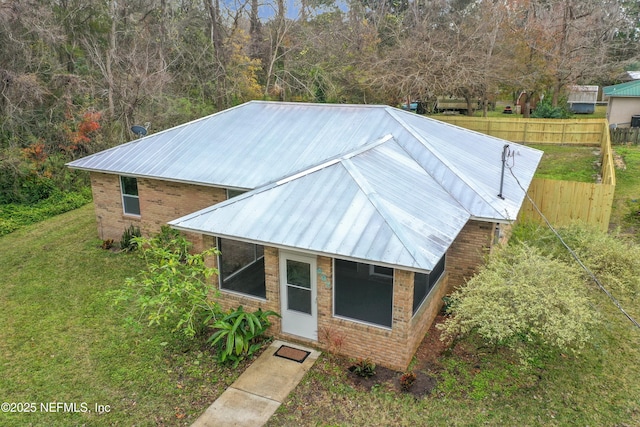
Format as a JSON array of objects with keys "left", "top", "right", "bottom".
[
  {"left": 604, "top": 80, "right": 640, "bottom": 128},
  {"left": 68, "top": 101, "right": 542, "bottom": 370}
]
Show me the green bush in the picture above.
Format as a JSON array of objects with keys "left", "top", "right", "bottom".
[
  {"left": 438, "top": 243, "right": 599, "bottom": 358},
  {"left": 120, "top": 224, "right": 142, "bottom": 252},
  {"left": 531, "top": 97, "right": 572, "bottom": 119},
  {"left": 512, "top": 222, "right": 640, "bottom": 299},
  {"left": 0, "top": 189, "right": 92, "bottom": 236},
  {"left": 208, "top": 306, "right": 279, "bottom": 367},
  {"left": 113, "top": 231, "right": 221, "bottom": 338},
  {"left": 350, "top": 358, "right": 376, "bottom": 378}
]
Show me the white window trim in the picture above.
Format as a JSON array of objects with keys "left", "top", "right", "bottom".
[
  {"left": 120, "top": 176, "right": 140, "bottom": 217},
  {"left": 369, "top": 264, "right": 393, "bottom": 278}
]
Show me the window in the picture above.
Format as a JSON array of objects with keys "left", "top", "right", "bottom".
[
  {"left": 226, "top": 189, "right": 246, "bottom": 199},
  {"left": 218, "top": 238, "right": 266, "bottom": 298},
  {"left": 334, "top": 259, "right": 393, "bottom": 328},
  {"left": 120, "top": 176, "right": 140, "bottom": 216},
  {"left": 412, "top": 254, "right": 446, "bottom": 314}
]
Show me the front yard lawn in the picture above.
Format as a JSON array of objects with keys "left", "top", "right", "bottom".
[
  {"left": 2, "top": 186, "right": 639, "bottom": 425},
  {"left": 0, "top": 204, "right": 247, "bottom": 426}
]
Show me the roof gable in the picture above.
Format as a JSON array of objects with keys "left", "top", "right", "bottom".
[{"left": 170, "top": 138, "right": 471, "bottom": 271}]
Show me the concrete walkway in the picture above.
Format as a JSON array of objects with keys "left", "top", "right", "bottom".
[{"left": 191, "top": 340, "right": 321, "bottom": 427}]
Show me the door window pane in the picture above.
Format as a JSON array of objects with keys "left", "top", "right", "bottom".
[
  {"left": 287, "top": 286, "right": 311, "bottom": 314},
  {"left": 287, "top": 260, "right": 311, "bottom": 288}
]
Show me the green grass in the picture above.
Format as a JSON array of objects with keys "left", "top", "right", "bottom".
[
  {"left": 528, "top": 143, "right": 600, "bottom": 182},
  {"left": 611, "top": 144, "right": 640, "bottom": 230},
  {"left": 0, "top": 204, "right": 246, "bottom": 426},
  {"left": 431, "top": 104, "right": 607, "bottom": 119},
  {"left": 266, "top": 249, "right": 640, "bottom": 427}
]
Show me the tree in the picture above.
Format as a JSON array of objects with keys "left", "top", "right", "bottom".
[{"left": 113, "top": 227, "right": 221, "bottom": 338}]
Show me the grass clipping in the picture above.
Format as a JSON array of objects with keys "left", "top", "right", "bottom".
[{"left": 438, "top": 244, "right": 600, "bottom": 357}]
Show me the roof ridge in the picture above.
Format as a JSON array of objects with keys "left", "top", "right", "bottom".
[
  {"left": 340, "top": 155, "right": 423, "bottom": 269},
  {"left": 385, "top": 108, "right": 509, "bottom": 220},
  {"left": 171, "top": 134, "right": 396, "bottom": 227}
]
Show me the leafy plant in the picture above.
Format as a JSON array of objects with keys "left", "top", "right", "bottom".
[
  {"left": 438, "top": 243, "right": 599, "bottom": 360},
  {"left": 512, "top": 222, "right": 640, "bottom": 298},
  {"left": 120, "top": 224, "right": 141, "bottom": 252},
  {"left": 113, "top": 230, "right": 220, "bottom": 338},
  {"left": 351, "top": 358, "right": 376, "bottom": 378},
  {"left": 102, "top": 239, "right": 115, "bottom": 250},
  {"left": 399, "top": 371, "right": 416, "bottom": 391},
  {"left": 208, "top": 306, "right": 280, "bottom": 367},
  {"left": 531, "top": 96, "right": 572, "bottom": 119}
]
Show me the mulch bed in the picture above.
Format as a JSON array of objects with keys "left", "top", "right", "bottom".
[{"left": 344, "top": 314, "right": 450, "bottom": 398}]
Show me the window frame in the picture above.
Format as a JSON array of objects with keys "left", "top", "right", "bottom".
[
  {"left": 119, "top": 175, "right": 140, "bottom": 216},
  {"left": 217, "top": 237, "right": 266, "bottom": 300}
]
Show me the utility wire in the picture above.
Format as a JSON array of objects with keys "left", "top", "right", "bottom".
[{"left": 506, "top": 151, "right": 640, "bottom": 329}]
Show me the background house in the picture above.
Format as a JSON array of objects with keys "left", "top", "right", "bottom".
[
  {"left": 68, "top": 101, "right": 542, "bottom": 369},
  {"left": 604, "top": 80, "right": 640, "bottom": 128}
]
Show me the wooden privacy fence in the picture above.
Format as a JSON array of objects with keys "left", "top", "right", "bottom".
[
  {"left": 610, "top": 127, "right": 640, "bottom": 145},
  {"left": 437, "top": 116, "right": 606, "bottom": 145},
  {"left": 436, "top": 116, "right": 616, "bottom": 231}
]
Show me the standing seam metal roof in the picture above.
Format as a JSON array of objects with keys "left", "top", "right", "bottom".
[{"left": 69, "top": 101, "right": 543, "bottom": 271}]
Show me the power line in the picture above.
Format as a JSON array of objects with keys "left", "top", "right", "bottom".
[{"left": 507, "top": 152, "right": 640, "bottom": 329}]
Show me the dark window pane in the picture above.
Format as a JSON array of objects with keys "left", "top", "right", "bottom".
[
  {"left": 120, "top": 176, "right": 138, "bottom": 196},
  {"left": 287, "top": 260, "right": 310, "bottom": 289},
  {"left": 334, "top": 259, "right": 393, "bottom": 328},
  {"left": 218, "top": 238, "right": 266, "bottom": 298},
  {"left": 429, "top": 255, "right": 446, "bottom": 288},
  {"left": 413, "top": 272, "right": 429, "bottom": 314},
  {"left": 287, "top": 286, "right": 311, "bottom": 314},
  {"left": 122, "top": 195, "right": 140, "bottom": 216},
  {"left": 226, "top": 189, "right": 246, "bottom": 199},
  {"left": 413, "top": 254, "right": 446, "bottom": 315}
]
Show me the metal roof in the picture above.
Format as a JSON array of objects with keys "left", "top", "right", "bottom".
[
  {"left": 170, "top": 137, "right": 472, "bottom": 272},
  {"left": 70, "top": 101, "right": 543, "bottom": 271},
  {"left": 604, "top": 80, "right": 640, "bottom": 98}
]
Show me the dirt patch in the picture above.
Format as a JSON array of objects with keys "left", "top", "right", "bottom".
[
  {"left": 613, "top": 149, "right": 627, "bottom": 170},
  {"left": 342, "top": 314, "right": 452, "bottom": 397}
]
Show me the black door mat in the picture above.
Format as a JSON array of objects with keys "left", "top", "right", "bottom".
[{"left": 274, "top": 345, "right": 311, "bottom": 363}]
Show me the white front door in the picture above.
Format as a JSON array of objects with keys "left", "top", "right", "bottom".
[{"left": 279, "top": 251, "right": 317, "bottom": 341}]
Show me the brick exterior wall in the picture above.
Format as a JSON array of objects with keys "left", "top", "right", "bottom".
[
  {"left": 89, "top": 172, "right": 226, "bottom": 251},
  {"left": 445, "top": 219, "right": 496, "bottom": 290},
  {"left": 202, "top": 220, "right": 495, "bottom": 371},
  {"left": 88, "top": 173, "right": 498, "bottom": 370}
]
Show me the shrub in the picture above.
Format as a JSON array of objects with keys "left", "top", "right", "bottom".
[
  {"left": 113, "top": 230, "right": 220, "bottom": 338},
  {"left": 531, "top": 96, "right": 572, "bottom": 119},
  {"left": 438, "top": 243, "right": 599, "bottom": 358},
  {"left": 400, "top": 371, "right": 416, "bottom": 391},
  {"left": 351, "top": 358, "right": 376, "bottom": 378},
  {"left": 208, "top": 306, "right": 280, "bottom": 367},
  {"left": 120, "top": 224, "right": 141, "bottom": 252},
  {"left": 0, "top": 189, "right": 92, "bottom": 236},
  {"left": 512, "top": 222, "right": 640, "bottom": 299}
]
